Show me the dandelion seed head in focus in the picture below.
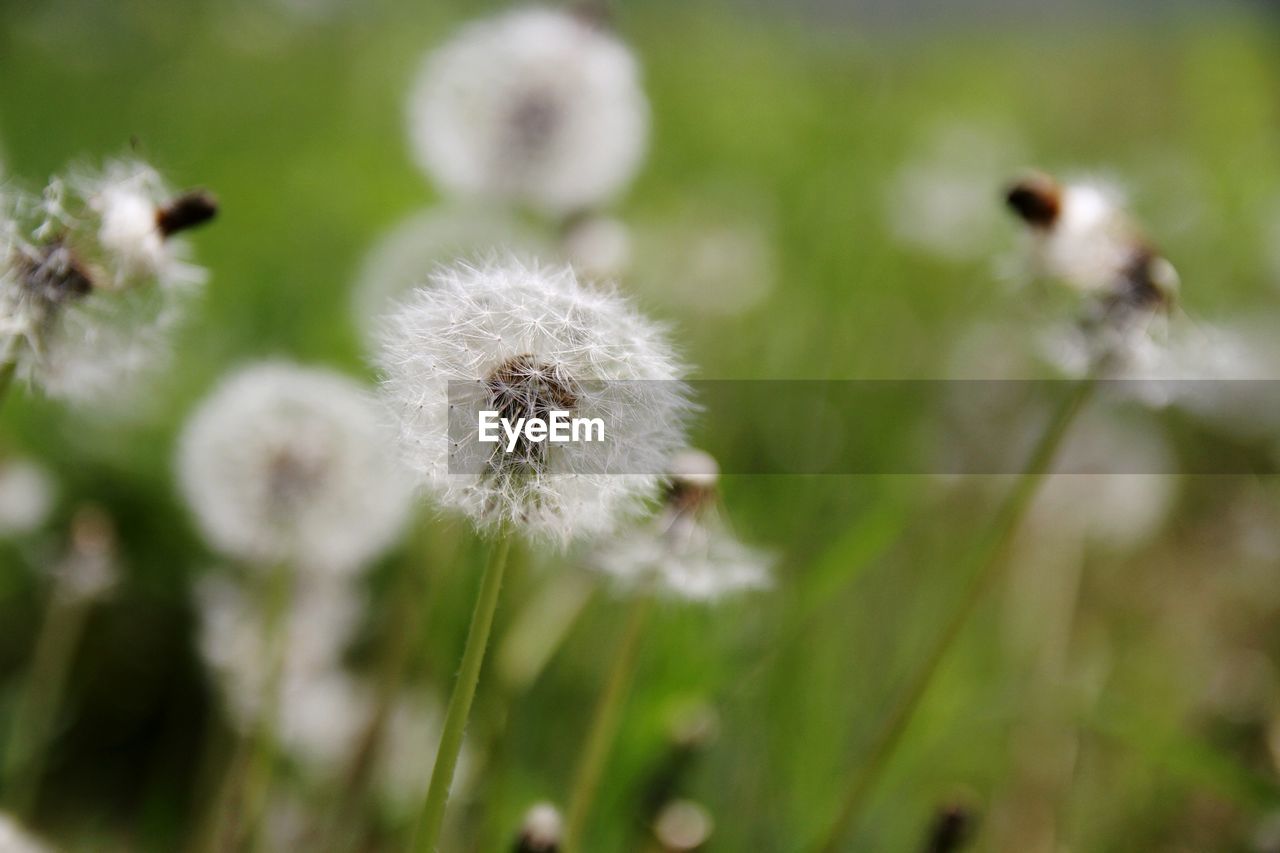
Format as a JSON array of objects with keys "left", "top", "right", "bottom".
[
  {"left": 178, "top": 362, "right": 415, "bottom": 575},
  {"left": 0, "top": 159, "right": 215, "bottom": 406},
  {"left": 407, "top": 7, "right": 649, "bottom": 215},
  {"left": 378, "top": 258, "right": 690, "bottom": 545},
  {"left": 0, "top": 458, "right": 55, "bottom": 538},
  {"left": 593, "top": 448, "right": 773, "bottom": 601}
]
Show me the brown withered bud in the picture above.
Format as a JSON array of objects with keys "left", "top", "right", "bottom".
[
  {"left": 663, "top": 449, "right": 720, "bottom": 515},
  {"left": 1114, "top": 244, "right": 1178, "bottom": 314},
  {"left": 921, "top": 801, "right": 978, "bottom": 853},
  {"left": 156, "top": 190, "right": 218, "bottom": 238},
  {"left": 1005, "top": 171, "right": 1062, "bottom": 229}
]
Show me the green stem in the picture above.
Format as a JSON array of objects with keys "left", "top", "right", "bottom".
[
  {"left": 0, "top": 359, "right": 17, "bottom": 412},
  {"left": 1, "top": 588, "right": 92, "bottom": 817},
  {"left": 813, "top": 372, "right": 1101, "bottom": 853},
  {"left": 412, "top": 536, "right": 511, "bottom": 853},
  {"left": 563, "top": 593, "right": 655, "bottom": 853}
]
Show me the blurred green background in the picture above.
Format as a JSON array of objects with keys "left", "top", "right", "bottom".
[{"left": 1, "top": 0, "right": 1279, "bottom": 850}]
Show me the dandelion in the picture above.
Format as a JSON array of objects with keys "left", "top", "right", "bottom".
[
  {"left": 406, "top": 7, "right": 649, "bottom": 217},
  {"left": 178, "top": 362, "right": 415, "bottom": 576},
  {"left": 629, "top": 203, "right": 775, "bottom": 317},
  {"left": 567, "top": 451, "right": 766, "bottom": 849},
  {"left": 885, "top": 121, "right": 1026, "bottom": 262},
  {"left": 652, "top": 799, "right": 714, "bottom": 852},
  {"left": 377, "top": 257, "right": 688, "bottom": 852},
  {"left": 378, "top": 258, "right": 689, "bottom": 545},
  {"left": 352, "top": 205, "right": 549, "bottom": 352},
  {"left": 0, "top": 813, "right": 53, "bottom": 853},
  {"left": 0, "top": 458, "right": 55, "bottom": 538},
  {"left": 594, "top": 449, "right": 773, "bottom": 601},
  {"left": 0, "top": 159, "right": 216, "bottom": 406},
  {"left": 561, "top": 215, "right": 631, "bottom": 281},
  {"left": 1008, "top": 171, "right": 1177, "bottom": 330},
  {"left": 515, "top": 802, "right": 564, "bottom": 853}
]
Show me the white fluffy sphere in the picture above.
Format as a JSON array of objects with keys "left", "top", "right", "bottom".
[
  {"left": 407, "top": 8, "right": 649, "bottom": 215},
  {"left": 178, "top": 362, "right": 415, "bottom": 574}
]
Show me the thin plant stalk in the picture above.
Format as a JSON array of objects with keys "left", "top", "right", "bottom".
[
  {"left": 413, "top": 535, "right": 512, "bottom": 853},
  {"left": 0, "top": 358, "right": 17, "bottom": 412},
  {"left": 813, "top": 371, "right": 1102, "bottom": 853},
  {"left": 1, "top": 586, "right": 94, "bottom": 817},
  {"left": 563, "top": 592, "right": 656, "bottom": 853}
]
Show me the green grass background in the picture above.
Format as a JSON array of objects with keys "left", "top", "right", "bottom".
[{"left": 1, "top": 0, "right": 1279, "bottom": 849}]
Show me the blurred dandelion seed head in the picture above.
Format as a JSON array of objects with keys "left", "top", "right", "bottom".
[
  {"left": 0, "top": 159, "right": 212, "bottom": 407},
  {"left": 517, "top": 802, "right": 563, "bottom": 852},
  {"left": 562, "top": 214, "right": 632, "bottom": 281},
  {"left": 594, "top": 449, "right": 772, "bottom": 601},
  {"left": 0, "top": 458, "right": 55, "bottom": 538},
  {"left": 653, "top": 799, "right": 714, "bottom": 851},
  {"left": 377, "top": 258, "right": 690, "bottom": 545},
  {"left": 0, "top": 814, "right": 54, "bottom": 853},
  {"left": 407, "top": 7, "right": 649, "bottom": 215},
  {"left": 178, "top": 362, "right": 415, "bottom": 575}
]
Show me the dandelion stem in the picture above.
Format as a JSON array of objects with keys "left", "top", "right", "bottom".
[
  {"left": 563, "top": 592, "right": 655, "bottom": 853},
  {"left": 413, "top": 535, "right": 511, "bottom": 853},
  {"left": 0, "top": 586, "right": 93, "bottom": 817},
  {"left": 813, "top": 370, "right": 1102, "bottom": 853},
  {"left": 0, "top": 358, "right": 18, "bottom": 412}
]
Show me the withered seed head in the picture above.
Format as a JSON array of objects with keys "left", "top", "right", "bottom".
[
  {"left": 156, "top": 190, "right": 218, "bottom": 238},
  {"left": 19, "top": 240, "right": 95, "bottom": 304},
  {"left": 1114, "top": 244, "right": 1177, "bottom": 313},
  {"left": 922, "top": 802, "right": 977, "bottom": 853},
  {"left": 1005, "top": 171, "right": 1062, "bottom": 229}
]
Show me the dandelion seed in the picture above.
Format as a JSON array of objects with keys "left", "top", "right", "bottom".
[
  {"left": 377, "top": 258, "right": 690, "bottom": 545},
  {"left": 0, "top": 159, "right": 216, "bottom": 405},
  {"left": 352, "top": 205, "right": 548, "bottom": 352},
  {"left": 0, "top": 458, "right": 55, "bottom": 538},
  {"left": 594, "top": 449, "right": 772, "bottom": 601},
  {"left": 178, "top": 362, "right": 415, "bottom": 575},
  {"left": 0, "top": 813, "right": 54, "bottom": 853},
  {"left": 407, "top": 7, "right": 649, "bottom": 216},
  {"left": 515, "top": 802, "right": 563, "bottom": 853}
]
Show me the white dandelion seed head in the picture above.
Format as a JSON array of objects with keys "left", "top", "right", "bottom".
[
  {"left": 884, "top": 121, "right": 1026, "bottom": 261},
  {"left": 1028, "top": 409, "right": 1176, "bottom": 551},
  {"left": 407, "top": 7, "right": 649, "bottom": 215},
  {"left": 0, "top": 458, "right": 55, "bottom": 538},
  {"left": 593, "top": 450, "right": 772, "bottom": 602},
  {"left": 194, "top": 572, "right": 363, "bottom": 736},
  {"left": 178, "top": 362, "right": 416, "bottom": 575},
  {"left": 653, "top": 799, "right": 714, "bottom": 852},
  {"left": 49, "top": 506, "right": 119, "bottom": 603},
  {"left": 352, "top": 205, "right": 549, "bottom": 353},
  {"left": 518, "top": 802, "right": 563, "bottom": 851},
  {"left": 374, "top": 691, "right": 472, "bottom": 814},
  {"left": 629, "top": 202, "right": 775, "bottom": 317},
  {"left": 0, "top": 814, "right": 54, "bottom": 853},
  {"left": 377, "top": 258, "right": 691, "bottom": 545},
  {"left": 561, "top": 215, "right": 631, "bottom": 281},
  {"left": 0, "top": 160, "right": 212, "bottom": 408}
]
